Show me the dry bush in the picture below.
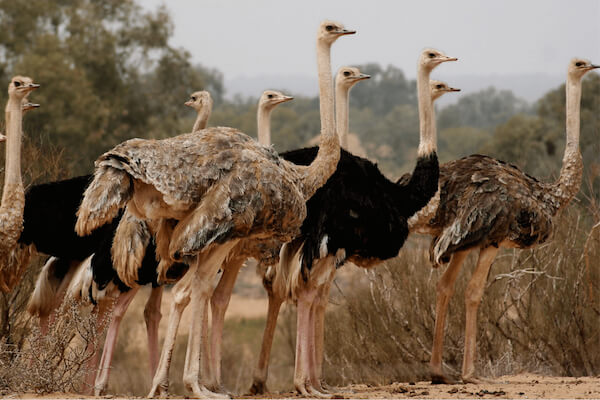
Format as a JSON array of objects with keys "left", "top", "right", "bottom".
[
  {"left": 0, "top": 299, "right": 107, "bottom": 394},
  {"left": 323, "top": 205, "right": 599, "bottom": 385}
]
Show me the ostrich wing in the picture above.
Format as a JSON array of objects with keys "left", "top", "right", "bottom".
[{"left": 431, "top": 155, "right": 554, "bottom": 264}]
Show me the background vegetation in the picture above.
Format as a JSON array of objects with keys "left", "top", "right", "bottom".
[{"left": 0, "top": 0, "right": 598, "bottom": 396}]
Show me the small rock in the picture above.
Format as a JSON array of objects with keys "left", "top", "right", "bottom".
[
  {"left": 409, "top": 381, "right": 416, "bottom": 385},
  {"left": 448, "top": 388, "right": 459, "bottom": 394}
]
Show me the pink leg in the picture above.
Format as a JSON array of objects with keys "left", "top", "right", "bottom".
[
  {"left": 208, "top": 256, "right": 245, "bottom": 391},
  {"left": 249, "top": 278, "right": 283, "bottom": 394},
  {"left": 462, "top": 246, "right": 498, "bottom": 383},
  {"left": 430, "top": 250, "right": 469, "bottom": 384},
  {"left": 294, "top": 286, "right": 318, "bottom": 397},
  {"left": 148, "top": 263, "right": 197, "bottom": 398},
  {"left": 179, "top": 242, "right": 238, "bottom": 398},
  {"left": 144, "top": 286, "right": 163, "bottom": 379},
  {"left": 312, "top": 270, "right": 336, "bottom": 392},
  {"left": 94, "top": 287, "right": 140, "bottom": 395}
]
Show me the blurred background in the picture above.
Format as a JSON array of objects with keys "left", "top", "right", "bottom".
[{"left": 0, "top": 0, "right": 598, "bottom": 396}]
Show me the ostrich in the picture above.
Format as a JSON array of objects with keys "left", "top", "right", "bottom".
[
  {"left": 265, "top": 50, "right": 457, "bottom": 397},
  {"left": 75, "top": 20, "right": 354, "bottom": 398},
  {"left": 257, "top": 90, "right": 294, "bottom": 145},
  {"left": 0, "top": 76, "right": 40, "bottom": 292},
  {"left": 186, "top": 90, "right": 213, "bottom": 132},
  {"left": 407, "top": 58, "right": 599, "bottom": 384},
  {"left": 25, "top": 89, "right": 215, "bottom": 395}
]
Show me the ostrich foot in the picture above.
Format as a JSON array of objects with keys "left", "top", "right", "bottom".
[
  {"left": 431, "top": 372, "right": 458, "bottom": 385},
  {"left": 148, "top": 382, "right": 169, "bottom": 398},
  {"left": 249, "top": 379, "right": 269, "bottom": 395},
  {"left": 185, "top": 382, "right": 230, "bottom": 399},
  {"left": 462, "top": 374, "right": 493, "bottom": 384},
  {"left": 321, "top": 380, "right": 353, "bottom": 394}
]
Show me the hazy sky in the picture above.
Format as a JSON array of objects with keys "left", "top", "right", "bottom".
[{"left": 139, "top": 0, "right": 600, "bottom": 99}]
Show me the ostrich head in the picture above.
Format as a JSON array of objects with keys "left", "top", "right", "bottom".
[
  {"left": 8, "top": 76, "right": 40, "bottom": 100},
  {"left": 22, "top": 98, "right": 40, "bottom": 113},
  {"left": 430, "top": 80, "right": 460, "bottom": 101},
  {"left": 568, "top": 58, "right": 599, "bottom": 79},
  {"left": 419, "top": 48, "right": 458, "bottom": 71},
  {"left": 318, "top": 20, "right": 355, "bottom": 45},
  {"left": 259, "top": 90, "right": 294, "bottom": 110},
  {"left": 185, "top": 90, "right": 213, "bottom": 112},
  {"left": 336, "top": 67, "right": 370, "bottom": 90}
]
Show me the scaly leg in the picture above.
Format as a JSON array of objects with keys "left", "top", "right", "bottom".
[
  {"left": 294, "top": 286, "right": 318, "bottom": 397},
  {"left": 430, "top": 250, "right": 469, "bottom": 384},
  {"left": 148, "top": 262, "right": 197, "bottom": 398},
  {"left": 94, "top": 287, "right": 140, "bottom": 395},
  {"left": 462, "top": 246, "right": 498, "bottom": 384},
  {"left": 181, "top": 241, "right": 238, "bottom": 399},
  {"left": 249, "top": 277, "right": 283, "bottom": 395},
  {"left": 144, "top": 286, "right": 163, "bottom": 378},
  {"left": 312, "top": 267, "right": 337, "bottom": 393},
  {"left": 208, "top": 256, "right": 245, "bottom": 391}
]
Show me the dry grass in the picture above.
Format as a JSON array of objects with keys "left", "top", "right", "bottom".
[
  {"left": 322, "top": 206, "right": 599, "bottom": 386},
  {"left": 0, "top": 299, "right": 107, "bottom": 394}
]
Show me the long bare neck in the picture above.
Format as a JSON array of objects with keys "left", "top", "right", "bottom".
[
  {"left": 551, "top": 74, "right": 584, "bottom": 210},
  {"left": 417, "top": 68, "right": 436, "bottom": 157},
  {"left": 299, "top": 39, "right": 340, "bottom": 199},
  {"left": 336, "top": 82, "right": 350, "bottom": 149},
  {"left": 257, "top": 104, "right": 272, "bottom": 146},
  {"left": 3, "top": 97, "right": 23, "bottom": 188},
  {"left": 192, "top": 105, "right": 211, "bottom": 132},
  {"left": 0, "top": 95, "right": 26, "bottom": 261}
]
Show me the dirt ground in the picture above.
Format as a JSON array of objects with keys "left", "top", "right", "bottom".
[{"left": 10, "top": 374, "right": 600, "bottom": 399}]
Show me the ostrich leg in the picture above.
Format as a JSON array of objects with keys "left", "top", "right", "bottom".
[
  {"left": 430, "top": 250, "right": 469, "bottom": 384},
  {"left": 144, "top": 286, "right": 163, "bottom": 378},
  {"left": 249, "top": 282, "right": 283, "bottom": 394},
  {"left": 94, "top": 287, "right": 140, "bottom": 395},
  {"left": 208, "top": 255, "right": 245, "bottom": 391},
  {"left": 462, "top": 246, "right": 498, "bottom": 384}
]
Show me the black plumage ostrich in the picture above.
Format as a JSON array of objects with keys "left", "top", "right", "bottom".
[{"left": 265, "top": 51, "right": 457, "bottom": 397}]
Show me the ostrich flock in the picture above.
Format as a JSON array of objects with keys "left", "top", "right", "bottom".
[{"left": 0, "top": 19, "right": 597, "bottom": 398}]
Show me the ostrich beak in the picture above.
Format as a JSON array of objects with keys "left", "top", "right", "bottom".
[
  {"left": 443, "top": 56, "right": 458, "bottom": 62},
  {"left": 0, "top": 133, "right": 6, "bottom": 142},
  {"left": 588, "top": 63, "right": 600, "bottom": 70},
  {"left": 447, "top": 87, "right": 461, "bottom": 92},
  {"left": 184, "top": 100, "right": 193, "bottom": 106},
  {"left": 23, "top": 102, "right": 40, "bottom": 111},
  {"left": 336, "top": 28, "right": 356, "bottom": 35},
  {"left": 354, "top": 73, "right": 370, "bottom": 81},
  {"left": 280, "top": 95, "right": 294, "bottom": 103}
]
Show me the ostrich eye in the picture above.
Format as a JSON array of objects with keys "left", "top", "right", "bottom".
[
  {"left": 428, "top": 53, "right": 436, "bottom": 58},
  {"left": 191, "top": 96, "right": 196, "bottom": 101},
  {"left": 13, "top": 81, "right": 21, "bottom": 87},
  {"left": 343, "top": 71, "right": 351, "bottom": 77},
  {"left": 575, "top": 62, "right": 583, "bottom": 67},
  {"left": 325, "top": 25, "right": 334, "bottom": 32},
  {"left": 436, "top": 84, "right": 443, "bottom": 89},
  {"left": 267, "top": 94, "right": 274, "bottom": 99}
]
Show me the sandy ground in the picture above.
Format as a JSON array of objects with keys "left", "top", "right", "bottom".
[{"left": 9, "top": 374, "right": 600, "bottom": 399}]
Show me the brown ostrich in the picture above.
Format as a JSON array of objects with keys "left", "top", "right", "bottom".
[
  {"left": 75, "top": 20, "right": 354, "bottom": 398},
  {"left": 185, "top": 90, "right": 213, "bottom": 132},
  {"left": 408, "top": 58, "right": 599, "bottom": 384}
]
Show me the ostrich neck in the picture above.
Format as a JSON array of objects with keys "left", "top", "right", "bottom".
[
  {"left": 298, "top": 39, "right": 340, "bottom": 200},
  {"left": 192, "top": 106, "right": 210, "bottom": 132},
  {"left": 417, "top": 68, "right": 436, "bottom": 157},
  {"left": 0, "top": 96, "right": 25, "bottom": 262},
  {"left": 257, "top": 105, "right": 272, "bottom": 146},
  {"left": 3, "top": 98, "right": 23, "bottom": 188},
  {"left": 550, "top": 74, "right": 584, "bottom": 211},
  {"left": 336, "top": 83, "right": 350, "bottom": 149}
]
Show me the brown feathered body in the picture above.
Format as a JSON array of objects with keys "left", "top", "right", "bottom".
[
  {"left": 76, "top": 127, "right": 317, "bottom": 283},
  {"left": 411, "top": 152, "right": 582, "bottom": 265}
]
